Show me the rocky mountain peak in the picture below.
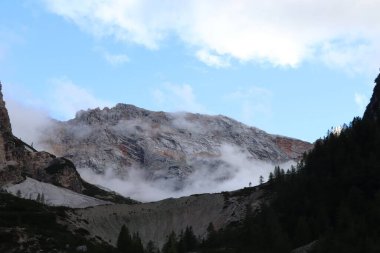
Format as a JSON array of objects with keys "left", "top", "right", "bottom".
[
  {"left": 0, "top": 82, "right": 12, "bottom": 134},
  {"left": 363, "top": 73, "right": 380, "bottom": 120},
  {"left": 0, "top": 82, "right": 83, "bottom": 193},
  {"left": 73, "top": 103, "right": 154, "bottom": 125},
  {"left": 0, "top": 82, "right": 13, "bottom": 162},
  {"left": 43, "top": 102, "right": 313, "bottom": 199}
]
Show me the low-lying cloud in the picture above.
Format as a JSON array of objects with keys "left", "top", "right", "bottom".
[
  {"left": 6, "top": 98, "right": 52, "bottom": 150},
  {"left": 78, "top": 144, "right": 294, "bottom": 202},
  {"left": 5, "top": 90, "right": 295, "bottom": 203}
]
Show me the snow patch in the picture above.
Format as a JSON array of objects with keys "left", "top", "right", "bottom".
[{"left": 3, "top": 177, "right": 111, "bottom": 208}]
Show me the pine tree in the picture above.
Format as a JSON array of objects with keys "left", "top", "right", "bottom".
[
  {"left": 178, "top": 226, "right": 198, "bottom": 253},
  {"left": 162, "top": 231, "right": 178, "bottom": 253},
  {"left": 268, "top": 172, "right": 274, "bottom": 184},
  {"left": 131, "top": 232, "right": 144, "bottom": 253},
  {"left": 146, "top": 241, "right": 159, "bottom": 253},
  {"left": 117, "top": 225, "right": 132, "bottom": 252},
  {"left": 259, "top": 175, "right": 264, "bottom": 185}
]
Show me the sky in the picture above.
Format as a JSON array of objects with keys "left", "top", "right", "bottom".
[{"left": 1, "top": 0, "right": 380, "bottom": 143}]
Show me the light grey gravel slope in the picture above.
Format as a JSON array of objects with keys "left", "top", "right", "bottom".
[
  {"left": 4, "top": 177, "right": 111, "bottom": 208},
  {"left": 65, "top": 187, "right": 264, "bottom": 248}
]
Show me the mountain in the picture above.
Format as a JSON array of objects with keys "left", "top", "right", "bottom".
[
  {"left": 41, "top": 103, "right": 312, "bottom": 197},
  {"left": 3, "top": 71, "right": 380, "bottom": 253},
  {"left": 0, "top": 81, "right": 267, "bottom": 251},
  {"left": 0, "top": 83, "right": 134, "bottom": 206}
]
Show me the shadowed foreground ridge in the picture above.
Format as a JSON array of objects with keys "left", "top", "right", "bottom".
[{"left": 192, "top": 71, "right": 380, "bottom": 253}]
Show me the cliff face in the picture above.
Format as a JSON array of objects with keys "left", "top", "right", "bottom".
[
  {"left": 0, "top": 82, "right": 14, "bottom": 162},
  {"left": 363, "top": 73, "right": 380, "bottom": 120},
  {"left": 0, "top": 83, "right": 83, "bottom": 192},
  {"left": 41, "top": 104, "right": 313, "bottom": 188}
]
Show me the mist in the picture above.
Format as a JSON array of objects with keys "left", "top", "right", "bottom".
[
  {"left": 78, "top": 143, "right": 295, "bottom": 202},
  {"left": 6, "top": 98, "right": 296, "bottom": 203},
  {"left": 6, "top": 98, "right": 53, "bottom": 151}
]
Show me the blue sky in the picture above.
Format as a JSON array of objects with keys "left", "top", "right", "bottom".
[{"left": 1, "top": 0, "right": 379, "bottom": 142}]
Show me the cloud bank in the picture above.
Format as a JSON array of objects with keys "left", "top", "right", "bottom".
[
  {"left": 78, "top": 144, "right": 294, "bottom": 202},
  {"left": 42, "top": 0, "right": 380, "bottom": 71}
]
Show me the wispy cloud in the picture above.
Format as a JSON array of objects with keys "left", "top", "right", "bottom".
[
  {"left": 3, "top": 78, "right": 114, "bottom": 147},
  {"left": 0, "top": 26, "right": 24, "bottom": 63},
  {"left": 195, "top": 49, "right": 230, "bottom": 68},
  {"left": 354, "top": 92, "right": 368, "bottom": 111},
  {"left": 94, "top": 47, "right": 129, "bottom": 65},
  {"left": 226, "top": 86, "right": 272, "bottom": 125},
  {"left": 153, "top": 83, "right": 207, "bottom": 113},
  {"left": 103, "top": 52, "right": 129, "bottom": 65},
  {"left": 48, "top": 77, "right": 113, "bottom": 120},
  {"left": 42, "top": 0, "right": 380, "bottom": 71}
]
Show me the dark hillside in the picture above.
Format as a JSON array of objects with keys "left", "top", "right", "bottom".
[
  {"left": 195, "top": 73, "right": 380, "bottom": 253},
  {"left": 0, "top": 192, "right": 117, "bottom": 253}
]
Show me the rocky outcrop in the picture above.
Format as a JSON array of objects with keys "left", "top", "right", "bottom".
[
  {"left": 42, "top": 104, "right": 313, "bottom": 186},
  {"left": 363, "top": 73, "right": 380, "bottom": 120},
  {"left": 0, "top": 83, "right": 83, "bottom": 192},
  {"left": 0, "top": 82, "right": 14, "bottom": 162},
  {"left": 274, "top": 135, "right": 312, "bottom": 159}
]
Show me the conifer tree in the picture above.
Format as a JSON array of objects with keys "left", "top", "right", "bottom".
[
  {"left": 117, "top": 225, "right": 132, "bottom": 252},
  {"left": 162, "top": 231, "right": 178, "bottom": 253}
]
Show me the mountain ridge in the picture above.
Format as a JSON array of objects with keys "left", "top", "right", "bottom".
[{"left": 41, "top": 101, "right": 312, "bottom": 200}]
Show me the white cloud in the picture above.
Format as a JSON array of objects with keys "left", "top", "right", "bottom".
[
  {"left": 153, "top": 83, "right": 206, "bottom": 113},
  {"left": 6, "top": 98, "right": 51, "bottom": 150},
  {"left": 196, "top": 49, "right": 230, "bottom": 68},
  {"left": 354, "top": 92, "right": 368, "bottom": 111},
  {"left": 226, "top": 86, "right": 272, "bottom": 125},
  {"left": 48, "top": 78, "right": 113, "bottom": 120},
  {"left": 103, "top": 52, "right": 129, "bottom": 65},
  {"left": 2, "top": 79, "right": 114, "bottom": 148},
  {"left": 42, "top": 0, "right": 380, "bottom": 71},
  {"left": 94, "top": 47, "right": 129, "bottom": 65},
  {"left": 78, "top": 143, "right": 294, "bottom": 202}
]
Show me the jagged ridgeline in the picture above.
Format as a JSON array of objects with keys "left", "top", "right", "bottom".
[{"left": 40, "top": 97, "right": 312, "bottom": 201}]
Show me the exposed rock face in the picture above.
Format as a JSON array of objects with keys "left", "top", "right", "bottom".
[
  {"left": 364, "top": 73, "right": 380, "bottom": 120},
  {"left": 42, "top": 104, "right": 313, "bottom": 186},
  {"left": 0, "top": 82, "right": 14, "bottom": 162},
  {"left": 0, "top": 83, "right": 83, "bottom": 192}
]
